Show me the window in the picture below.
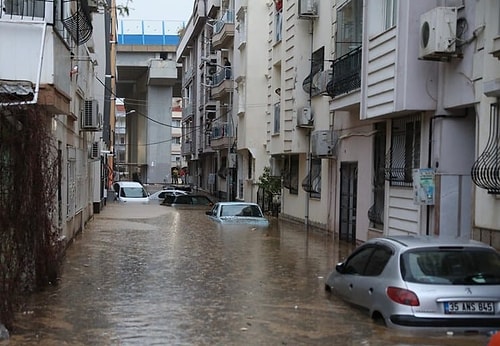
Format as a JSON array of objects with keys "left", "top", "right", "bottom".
[
  {"left": 402, "top": 249, "right": 500, "bottom": 285},
  {"left": 275, "top": 10, "right": 282, "bottom": 43},
  {"left": 273, "top": 102, "right": 280, "bottom": 134},
  {"left": 344, "top": 247, "right": 374, "bottom": 275},
  {"left": 274, "top": 0, "right": 283, "bottom": 43},
  {"left": 364, "top": 247, "right": 392, "bottom": 276},
  {"left": 303, "top": 47, "right": 325, "bottom": 96},
  {"left": 302, "top": 158, "right": 321, "bottom": 198},
  {"left": 247, "top": 151, "right": 252, "bottom": 179},
  {"left": 368, "top": 123, "right": 386, "bottom": 226},
  {"left": 236, "top": 11, "right": 247, "bottom": 48},
  {"left": 336, "top": 0, "right": 363, "bottom": 58},
  {"left": 384, "top": 0, "right": 397, "bottom": 30},
  {"left": 385, "top": 114, "right": 421, "bottom": 187},
  {"left": 283, "top": 155, "right": 299, "bottom": 194},
  {"left": 2, "top": 0, "right": 45, "bottom": 18}
]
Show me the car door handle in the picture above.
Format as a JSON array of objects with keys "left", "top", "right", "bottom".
[
  {"left": 349, "top": 283, "right": 353, "bottom": 290},
  {"left": 368, "top": 288, "right": 373, "bottom": 295}
]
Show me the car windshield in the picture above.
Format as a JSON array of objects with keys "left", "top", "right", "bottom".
[
  {"left": 401, "top": 248, "right": 500, "bottom": 285},
  {"left": 220, "top": 205, "right": 263, "bottom": 217},
  {"left": 121, "top": 187, "right": 147, "bottom": 198}
]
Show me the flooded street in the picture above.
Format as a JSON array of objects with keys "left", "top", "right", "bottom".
[{"left": 6, "top": 203, "right": 489, "bottom": 345}]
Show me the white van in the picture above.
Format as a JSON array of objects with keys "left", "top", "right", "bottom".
[{"left": 112, "top": 181, "right": 149, "bottom": 203}]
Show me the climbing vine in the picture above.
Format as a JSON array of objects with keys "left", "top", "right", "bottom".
[{"left": 0, "top": 104, "right": 60, "bottom": 329}]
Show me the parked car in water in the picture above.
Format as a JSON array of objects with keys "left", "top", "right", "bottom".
[
  {"left": 112, "top": 181, "right": 149, "bottom": 203},
  {"left": 162, "top": 184, "right": 193, "bottom": 193},
  {"left": 161, "top": 194, "right": 213, "bottom": 208},
  {"left": 149, "top": 189, "right": 188, "bottom": 202},
  {"left": 205, "top": 202, "right": 269, "bottom": 227},
  {"left": 324, "top": 235, "right": 500, "bottom": 334}
]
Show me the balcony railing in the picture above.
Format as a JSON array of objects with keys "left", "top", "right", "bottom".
[
  {"left": 212, "top": 67, "right": 232, "bottom": 86},
  {"left": 0, "top": 0, "right": 48, "bottom": 20},
  {"left": 214, "top": 10, "right": 234, "bottom": 34},
  {"left": 327, "top": 46, "right": 362, "bottom": 98},
  {"left": 117, "top": 20, "right": 182, "bottom": 46},
  {"left": 211, "top": 121, "right": 233, "bottom": 140}
]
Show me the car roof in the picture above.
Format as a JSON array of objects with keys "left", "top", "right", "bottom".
[
  {"left": 215, "top": 202, "right": 260, "bottom": 207},
  {"left": 114, "top": 181, "right": 144, "bottom": 187},
  {"left": 371, "top": 235, "right": 493, "bottom": 250}
]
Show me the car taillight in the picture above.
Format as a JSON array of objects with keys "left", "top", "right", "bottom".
[{"left": 386, "top": 287, "right": 420, "bottom": 306}]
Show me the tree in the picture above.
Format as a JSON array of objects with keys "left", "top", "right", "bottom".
[{"left": 257, "top": 166, "right": 281, "bottom": 195}]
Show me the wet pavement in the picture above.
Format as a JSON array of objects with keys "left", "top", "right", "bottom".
[{"left": 4, "top": 202, "right": 490, "bottom": 345}]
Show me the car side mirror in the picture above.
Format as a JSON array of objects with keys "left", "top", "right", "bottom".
[
  {"left": 205, "top": 210, "right": 212, "bottom": 215},
  {"left": 335, "top": 262, "right": 345, "bottom": 274}
]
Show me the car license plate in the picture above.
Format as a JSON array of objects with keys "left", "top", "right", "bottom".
[{"left": 444, "top": 301, "right": 495, "bottom": 314}]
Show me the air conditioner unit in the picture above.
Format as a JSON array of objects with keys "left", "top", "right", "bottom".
[
  {"left": 82, "top": 99, "right": 100, "bottom": 130},
  {"left": 90, "top": 141, "right": 100, "bottom": 159},
  {"left": 419, "top": 7, "right": 457, "bottom": 60},
  {"left": 311, "top": 130, "right": 338, "bottom": 158},
  {"left": 298, "top": 0, "right": 318, "bottom": 18},
  {"left": 297, "top": 106, "right": 313, "bottom": 127}
]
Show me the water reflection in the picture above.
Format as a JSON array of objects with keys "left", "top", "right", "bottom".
[{"left": 7, "top": 203, "right": 489, "bottom": 345}]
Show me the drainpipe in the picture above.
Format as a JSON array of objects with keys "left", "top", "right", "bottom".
[{"left": 305, "top": 18, "right": 315, "bottom": 231}]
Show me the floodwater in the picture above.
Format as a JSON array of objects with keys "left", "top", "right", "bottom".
[{"left": 4, "top": 202, "right": 490, "bottom": 345}]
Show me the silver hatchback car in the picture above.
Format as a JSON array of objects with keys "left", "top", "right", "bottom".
[{"left": 325, "top": 235, "right": 500, "bottom": 334}]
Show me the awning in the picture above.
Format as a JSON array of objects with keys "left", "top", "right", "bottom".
[{"left": 0, "top": 80, "right": 35, "bottom": 103}]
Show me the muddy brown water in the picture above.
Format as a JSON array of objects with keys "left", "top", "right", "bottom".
[{"left": 5, "top": 203, "right": 490, "bottom": 345}]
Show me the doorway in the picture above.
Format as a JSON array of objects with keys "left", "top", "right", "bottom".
[{"left": 339, "top": 162, "right": 358, "bottom": 243}]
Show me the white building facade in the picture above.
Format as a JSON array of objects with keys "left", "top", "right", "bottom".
[
  {"left": 179, "top": 0, "right": 500, "bottom": 249},
  {"left": 0, "top": 0, "right": 113, "bottom": 244}
]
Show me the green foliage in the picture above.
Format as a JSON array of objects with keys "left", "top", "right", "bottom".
[{"left": 257, "top": 166, "right": 281, "bottom": 194}]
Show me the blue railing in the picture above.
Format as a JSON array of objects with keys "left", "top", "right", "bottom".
[{"left": 117, "top": 20, "right": 184, "bottom": 45}]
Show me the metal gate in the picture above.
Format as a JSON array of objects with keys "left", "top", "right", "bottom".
[{"left": 339, "top": 162, "right": 358, "bottom": 243}]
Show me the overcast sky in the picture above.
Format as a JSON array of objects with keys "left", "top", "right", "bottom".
[{"left": 117, "top": 0, "right": 195, "bottom": 22}]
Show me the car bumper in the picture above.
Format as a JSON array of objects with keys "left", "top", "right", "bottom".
[{"left": 390, "top": 314, "right": 500, "bottom": 329}]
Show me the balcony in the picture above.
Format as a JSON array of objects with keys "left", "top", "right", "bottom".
[
  {"left": 182, "top": 102, "right": 194, "bottom": 118},
  {"left": 212, "top": 10, "right": 234, "bottom": 50},
  {"left": 181, "top": 139, "right": 195, "bottom": 156},
  {"left": 327, "top": 46, "right": 362, "bottom": 98},
  {"left": 210, "top": 68, "right": 233, "bottom": 99},
  {"left": 210, "top": 121, "right": 234, "bottom": 150}
]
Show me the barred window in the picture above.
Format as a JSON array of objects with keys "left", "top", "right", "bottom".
[
  {"left": 2, "top": 0, "right": 45, "bottom": 18},
  {"left": 385, "top": 115, "right": 421, "bottom": 187},
  {"left": 283, "top": 155, "right": 299, "bottom": 194}
]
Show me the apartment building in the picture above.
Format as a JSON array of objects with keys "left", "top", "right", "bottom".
[
  {"left": 179, "top": 0, "right": 500, "bottom": 248},
  {"left": 0, "top": 0, "right": 115, "bottom": 242},
  {"left": 328, "top": 0, "right": 500, "bottom": 247},
  {"left": 171, "top": 97, "right": 187, "bottom": 180},
  {"left": 177, "top": 0, "right": 236, "bottom": 199}
]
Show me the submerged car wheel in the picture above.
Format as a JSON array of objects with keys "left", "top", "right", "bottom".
[{"left": 371, "top": 311, "right": 386, "bottom": 326}]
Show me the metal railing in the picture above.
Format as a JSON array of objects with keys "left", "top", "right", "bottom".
[{"left": 327, "top": 46, "right": 362, "bottom": 97}]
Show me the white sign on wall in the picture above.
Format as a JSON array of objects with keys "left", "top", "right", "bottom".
[{"left": 413, "top": 168, "right": 436, "bottom": 205}]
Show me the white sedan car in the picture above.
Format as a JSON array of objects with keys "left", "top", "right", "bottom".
[
  {"left": 148, "top": 189, "right": 187, "bottom": 202},
  {"left": 206, "top": 202, "right": 269, "bottom": 227}
]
